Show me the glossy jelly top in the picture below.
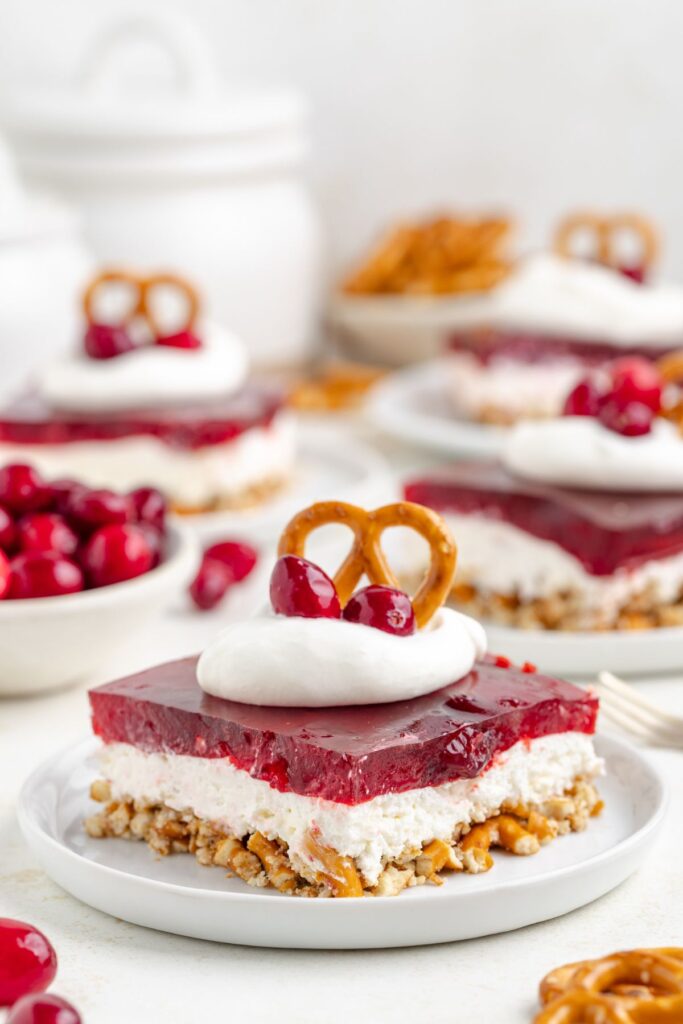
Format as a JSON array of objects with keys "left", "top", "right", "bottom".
[
  {"left": 448, "top": 329, "right": 677, "bottom": 366},
  {"left": 89, "top": 655, "right": 597, "bottom": 805},
  {"left": 406, "top": 462, "right": 683, "bottom": 576},
  {"left": 0, "top": 387, "right": 283, "bottom": 450}
]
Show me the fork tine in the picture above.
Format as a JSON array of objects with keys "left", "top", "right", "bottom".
[
  {"left": 598, "top": 671, "right": 683, "bottom": 726},
  {"left": 596, "top": 677, "right": 683, "bottom": 740},
  {"left": 596, "top": 687, "right": 683, "bottom": 747}
]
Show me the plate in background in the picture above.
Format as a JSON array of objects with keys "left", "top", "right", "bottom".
[{"left": 367, "top": 359, "right": 507, "bottom": 459}]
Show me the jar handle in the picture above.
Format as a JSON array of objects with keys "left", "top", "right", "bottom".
[{"left": 77, "top": 12, "right": 220, "bottom": 98}]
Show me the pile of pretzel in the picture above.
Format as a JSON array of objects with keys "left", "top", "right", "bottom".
[
  {"left": 342, "top": 214, "right": 512, "bottom": 296},
  {"left": 534, "top": 948, "right": 683, "bottom": 1022}
]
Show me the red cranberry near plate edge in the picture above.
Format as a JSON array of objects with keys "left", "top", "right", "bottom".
[
  {"left": 0, "top": 465, "right": 169, "bottom": 599},
  {"left": 189, "top": 540, "right": 259, "bottom": 611}
]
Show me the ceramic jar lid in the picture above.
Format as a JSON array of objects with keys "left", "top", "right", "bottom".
[{"left": 1, "top": 12, "right": 310, "bottom": 180}]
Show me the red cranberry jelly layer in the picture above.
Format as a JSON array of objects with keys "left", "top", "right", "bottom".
[
  {"left": 89, "top": 656, "right": 597, "bottom": 805},
  {"left": 448, "top": 329, "right": 679, "bottom": 367},
  {"left": 0, "top": 386, "right": 284, "bottom": 451},
  {"left": 406, "top": 462, "right": 683, "bottom": 577}
]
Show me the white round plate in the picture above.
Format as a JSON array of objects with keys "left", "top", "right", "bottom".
[
  {"left": 19, "top": 735, "right": 664, "bottom": 949},
  {"left": 175, "top": 425, "right": 391, "bottom": 545},
  {"left": 368, "top": 358, "right": 507, "bottom": 458},
  {"left": 484, "top": 622, "right": 683, "bottom": 679}
]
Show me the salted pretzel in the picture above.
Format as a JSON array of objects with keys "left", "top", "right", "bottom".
[
  {"left": 554, "top": 212, "right": 659, "bottom": 276},
  {"left": 82, "top": 268, "right": 199, "bottom": 338},
  {"left": 277, "top": 500, "right": 457, "bottom": 629},
  {"left": 535, "top": 948, "right": 683, "bottom": 1023}
]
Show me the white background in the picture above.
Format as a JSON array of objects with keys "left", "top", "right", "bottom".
[{"left": 2, "top": 0, "right": 683, "bottom": 277}]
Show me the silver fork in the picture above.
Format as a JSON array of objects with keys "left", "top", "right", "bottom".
[{"left": 595, "top": 671, "right": 683, "bottom": 749}]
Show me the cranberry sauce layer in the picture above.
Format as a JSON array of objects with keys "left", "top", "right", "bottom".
[
  {"left": 90, "top": 656, "right": 597, "bottom": 806},
  {"left": 406, "top": 462, "right": 683, "bottom": 577},
  {"left": 0, "top": 386, "right": 284, "bottom": 450},
  {"left": 448, "top": 329, "right": 678, "bottom": 366}
]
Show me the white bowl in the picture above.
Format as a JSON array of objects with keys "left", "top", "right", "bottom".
[
  {"left": 0, "top": 524, "right": 198, "bottom": 697},
  {"left": 328, "top": 292, "right": 495, "bottom": 366}
]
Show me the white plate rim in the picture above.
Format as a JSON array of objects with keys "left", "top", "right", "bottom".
[
  {"left": 368, "top": 358, "right": 507, "bottom": 458},
  {"left": 18, "top": 733, "right": 667, "bottom": 910}
]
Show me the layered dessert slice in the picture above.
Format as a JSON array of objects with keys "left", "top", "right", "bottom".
[
  {"left": 0, "top": 269, "right": 295, "bottom": 514},
  {"left": 407, "top": 355, "right": 683, "bottom": 630},
  {"left": 447, "top": 235, "right": 683, "bottom": 424},
  {"left": 85, "top": 499, "right": 602, "bottom": 897}
]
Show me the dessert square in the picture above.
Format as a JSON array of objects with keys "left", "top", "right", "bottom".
[
  {"left": 86, "top": 654, "right": 600, "bottom": 897},
  {"left": 406, "top": 462, "right": 683, "bottom": 631}
]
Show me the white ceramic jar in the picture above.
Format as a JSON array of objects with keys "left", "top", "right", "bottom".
[
  {"left": 1, "top": 14, "right": 322, "bottom": 369},
  {"left": 0, "top": 136, "right": 93, "bottom": 396}
]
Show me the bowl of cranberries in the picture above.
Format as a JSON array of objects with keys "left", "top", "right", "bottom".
[{"left": 0, "top": 464, "right": 197, "bottom": 696}]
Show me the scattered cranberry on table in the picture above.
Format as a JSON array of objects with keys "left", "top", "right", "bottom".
[
  {"left": 7, "top": 993, "right": 81, "bottom": 1024},
  {"left": 204, "top": 540, "right": 257, "bottom": 583},
  {"left": 0, "top": 465, "right": 169, "bottom": 599},
  {"left": 189, "top": 557, "right": 233, "bottom": 610},
  {"left": 0, "top": 918, "right": 57, "bottom": 1008},
  {"left": 270, "top": 554, "right": 341, "bottom": 619},
  {"left": 342, "top": 584, "right": 416, "bottom": 636},
  {"left": 189, "top": 539, "right": 259, "bottom": 611}
]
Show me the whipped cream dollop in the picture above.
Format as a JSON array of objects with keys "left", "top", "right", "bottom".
[
  {"left": 196, "top": 608, "right": 487, "bottom": 707},
  {"left": 503, "top": 416, "right": 683, "bottom": 492},
  {"left": 485, "top": 253, "right": 683, "bottom": 344},
  {"left": 37, "top": 323, "right": 249, "bottom": 413}
]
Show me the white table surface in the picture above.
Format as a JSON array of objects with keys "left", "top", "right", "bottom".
[{"left": 1, "top": 430, "right": 682, "bottom": 1024}]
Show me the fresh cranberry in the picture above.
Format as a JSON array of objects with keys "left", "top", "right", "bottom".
[
  {"left": 129, "top": 487, "right": 167, "bottom": 531},
  {"left": 84, "top": 322, "right": 135, "bottom": 360},
  {"left": 0, "top": 504, "right": 16, "bottom": 551},
  {"left": 0, "top": 919, "right": 57, "bottom": 1007},
  {"left": 562, "top": 378, "right": 604, "bottom": 417},
  {"left": 156, "top": 330, "right": 202, "bottom": 350},
  {"left": 204, "top": 540, "right": 258, "bottom": 583},
  {"left": 9, "top": 552, "right": 84, "bottom": 599},
  {"left": 493, "top": 654, "right": 512, "bottom": 668},
  {"left": 189, "top": 556, "right": 232, "bottom": 610},
  {"left": 0, "top": 465, "right": 50, "bottom": 514},
  {"left": 609, "top": 357, "right": 663, "bottom": 413},
  {"left": 7, "top": 994, "right": 81, "bottom": 1024},
  {"left": 48, "top": 481, "right": 86, "bottom": 519},
  {"left": 598, "top": 398, "right": 654, "bottom": 437},
  {"left": 0, "top": 550, "right": 9, "bottom": 599},
  {"left": 66, "top": 488, "right": 131, "bottom": 533},
  {"left": 270, "top": 555, "right": 341, "bottom": 619},
  {"left": 619, "top": 262, "right": 645, "bottom": 284},
  {"left": 81, "top": 524, "right": 154, "bottom": 587},
  {"left": 342, "top": 584, "right": 416, "bottom": 636},
  {"left": 17, "top": 514, "right": 79, "bottom": 557},
  {"left": 522, "top": 661, "right": 537, "bottom": 674}
]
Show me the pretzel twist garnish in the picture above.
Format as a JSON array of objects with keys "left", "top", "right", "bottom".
[
  {"left": 535, "top": 949, "right": 683, "bottom": 1023},
  {"left": 83, "top": 268, "right": 199, "bottom": 337},
  {"left": 277, "top": 500, "right": 457, "bottom": 629},
  {"left": 554, "top": 212, "right": 659, "bottom": 274}
]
